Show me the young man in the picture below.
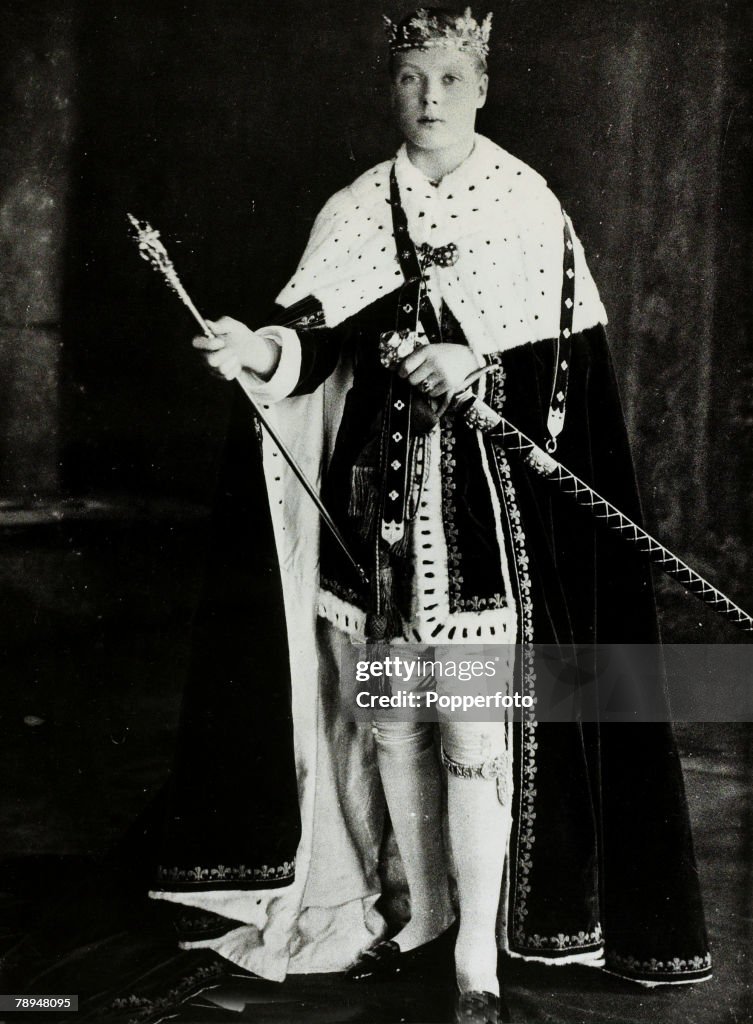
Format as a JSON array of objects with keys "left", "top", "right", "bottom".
[{"left": 155, "top": 10, "right": 710, "bottom": 1023}]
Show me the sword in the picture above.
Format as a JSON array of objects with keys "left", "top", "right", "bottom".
[
  {"left": 452, "top": 387, "right": 753, "bottom": 634},
  {"left": 127, "top": 215, "right": 370, "bottom": 588},
  {"left": 128, "top": 216, "right": 749, "bottom": 631}
]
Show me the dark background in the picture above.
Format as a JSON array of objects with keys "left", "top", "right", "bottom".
[
  {"left": 0, "top": 2, "right": 751, "bottom": 1018},
  {"left": 0, "top": 0, "right": 751, "bottom": 955},
  {"left": 2, "top": 0, "right": 751, "bottom": 532}
]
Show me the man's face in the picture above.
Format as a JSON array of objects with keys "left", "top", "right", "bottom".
[{"left": 391, "top": 48, "right": 488, "bottom": 153}]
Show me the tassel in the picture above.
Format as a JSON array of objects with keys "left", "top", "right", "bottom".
[
  {"left": 348, "top": 465, "right": 373, "bottom": 518},
  {"left": 390, "top": 523, "right": 411, "bottom": 559},
  {"left": 365, "top": 549, "right": 403, "bottom": 642},
  {"left": 377, "top": 557, "right": 404, "bottom": 640},
  {"left": 349, "top": 465, "right": 379, "bottom": 542},
  {"left": 365, "top": 611, "right": 388, "bottom": 642}
]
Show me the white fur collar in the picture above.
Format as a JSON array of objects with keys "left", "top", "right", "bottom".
[{"left": 277, "top": 134, "right": 606, "bottom": 354}]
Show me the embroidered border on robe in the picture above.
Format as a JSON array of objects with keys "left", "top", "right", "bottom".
[
  {"left": 486, "top": 362, "right": 605, "bottom": 957},
  {"left": 155, "top": 860, "right": 295, "bottom": 889}
]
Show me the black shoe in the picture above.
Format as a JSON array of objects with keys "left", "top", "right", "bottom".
[
  {"left": 344, "top": 938, "right": 401, "bottom": 981},
  {"left": 454, "top": 989, "right": 511, "bottom": 1024},
  {"left": 344, "top": 925, "right": 456, "bottom": 982}
]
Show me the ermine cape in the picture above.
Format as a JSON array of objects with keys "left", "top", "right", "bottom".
[{"left": 151, "top": 137, "right": 711, "bottom": 987}]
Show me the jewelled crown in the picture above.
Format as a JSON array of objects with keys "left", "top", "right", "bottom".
[{"left": 383, "top": 7, "right": 493, "bottom": 62}]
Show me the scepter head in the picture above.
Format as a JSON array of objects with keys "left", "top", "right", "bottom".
[{"left": 127, "top": 213, "right": 184, "bottom": 297}]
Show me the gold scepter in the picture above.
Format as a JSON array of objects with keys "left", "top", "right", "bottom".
[{"left": 127, "top": 214, "right": 369, "bottom": 588}]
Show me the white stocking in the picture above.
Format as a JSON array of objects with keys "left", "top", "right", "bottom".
[
  {"left": 443, "top": 720, "right": 511, "bottom": 998},
  {"left": 372, "top": 721, "right": 455, "bottom": 951}
]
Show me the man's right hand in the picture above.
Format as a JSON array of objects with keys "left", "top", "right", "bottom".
[{"left": 192, "top": 316, "right": 281, "bottom": 382}]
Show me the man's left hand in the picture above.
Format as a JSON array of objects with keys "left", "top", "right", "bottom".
[{"left": 396, "top": 343, "right": 479, "bottom": 403}]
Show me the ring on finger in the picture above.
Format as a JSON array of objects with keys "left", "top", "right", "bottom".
[{"left": 420, "top": 379, "right": 433, "bottom": 394}]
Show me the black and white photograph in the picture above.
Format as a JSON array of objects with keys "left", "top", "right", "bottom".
[{"left": 0, "top": 2, "right": 751, "bottom": 1022}]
